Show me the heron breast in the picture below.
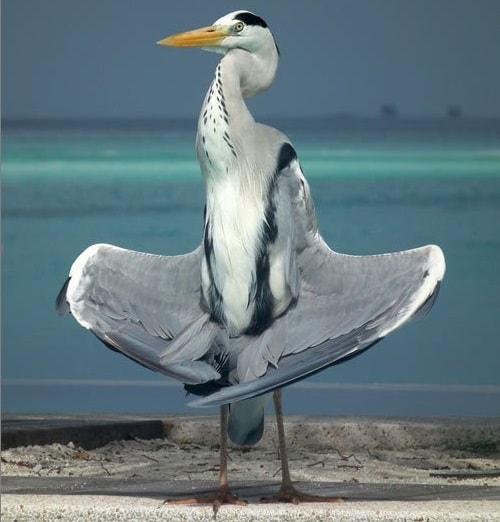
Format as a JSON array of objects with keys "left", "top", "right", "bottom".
[{"left": 202, "top": 177, "right": 278, "bottom": 336}]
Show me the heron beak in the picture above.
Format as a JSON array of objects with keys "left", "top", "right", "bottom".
[{"left": 157, "top": 25, "right": 229, "bottom": 47}]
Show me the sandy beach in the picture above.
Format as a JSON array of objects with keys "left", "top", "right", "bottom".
[{"left": 2, "top": 415, "right": 500, "bottom": 520}]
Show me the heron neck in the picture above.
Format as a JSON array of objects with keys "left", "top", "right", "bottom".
[
  {"left": 196, "top": 52, "right": 256, "bottom": 182},
  {"left": 218, "top": 47, "right": 276, "bottom": 114},
  {"left": 215, "top": 51, "right": 257, "bottom": 128}
]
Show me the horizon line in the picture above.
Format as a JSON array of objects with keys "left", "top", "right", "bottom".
[
  {"left": 3, "top": 378, "right": 500, "bottom": 394},
  {"left": 4, "top": 114, "right": 500, "bottom": 123}
]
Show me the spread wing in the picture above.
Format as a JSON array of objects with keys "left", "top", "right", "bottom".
[
  {"left": 56, "top": 243, "right": 225, "bottom": 384},
  {"left": 57, "top": 151, "right": 445, "bottom": 408},
  {"left": 190, "top": 239, "right": 445, "bottom": 407}
]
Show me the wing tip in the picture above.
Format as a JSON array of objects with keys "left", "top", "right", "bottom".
[
  {"left": 56, "top": 244, "right": 108, "bottom": 315},
  {"left": 426, "top": 244, "right": 446, "bottom": 282},
  {"left": 55, "top": 277, "right": 71, "bottom": 315},
  {"left": 404, "top": 244, "right": 445, "bottom": 324},
  {"left": 412, "top": 280, "right": 442, "bottom": 320}
]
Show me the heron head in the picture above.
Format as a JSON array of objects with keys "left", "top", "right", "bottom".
[{"left": 157, "top": 10, "right": 278, "bottom": 56}]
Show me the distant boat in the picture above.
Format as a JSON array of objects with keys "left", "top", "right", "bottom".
[
  {"left": 380, "top": 104, "right": 398, "bottom": 118},
  {"left": 447, "top": 105, "right": 463, "bottom": 119}
]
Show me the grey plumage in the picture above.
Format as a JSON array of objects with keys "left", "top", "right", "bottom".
[
  {"left": 57, "top": 9, "right": 445, "bottom": 479},
  {"left": 58, "top": 233, "right": 444, "bottom": 403}
]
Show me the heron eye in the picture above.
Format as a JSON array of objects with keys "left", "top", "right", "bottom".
[{"left": 234, "top": 22, "right": 245, "bottom": 33}]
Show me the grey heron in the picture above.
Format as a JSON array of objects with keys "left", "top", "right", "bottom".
[{"left": 56, "top": 10, "right": 445, "bottom": 505}]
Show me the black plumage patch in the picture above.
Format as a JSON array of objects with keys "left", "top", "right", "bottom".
[
  {"left": 183, "top": 348, "right": 230, "bottom": 397},
  {"left": 184, "top": 380, "right": 224, "bottom": 397},
  {"left": 234, "top": 11, "right": 268, "bottom": 28},
  {"left": 276, "top": 142, "right": 297, "bottom": 173},
  {"left": 247, "top": 254, "right": 273, "bottom": 335},
  {"left": 243, "top": 145, "right": 294, "bottom": 335},
  {"left": 246, "top": 177, "right": 279, "bottom": 335},
  {"left": 203, "top": 217, "right": 213, "bottom": 267},
  {"left": 203, "top": 217, "right": 224, "bottom": 324}
]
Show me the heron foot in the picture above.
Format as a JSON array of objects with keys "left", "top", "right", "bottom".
[
  {"left": 166, "top": 488, "right": 248, "bottom": 508},
  {"left": 260, "top": 484, "right": 344, "bottom": 504}
]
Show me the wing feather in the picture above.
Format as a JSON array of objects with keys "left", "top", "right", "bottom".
[
  {"left": 56, "top": 243, "right": 224, "bottom": 384},
  {"left": 57, "top": 159, "right": 445, "bottom": 407},
  {"left": 190, "top": 240, "right": 445, "bottom": 407}
]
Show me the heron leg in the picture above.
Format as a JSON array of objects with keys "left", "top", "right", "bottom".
[
  {"left": 167, "top": 404, "right": 247, "bottom": 508},
  {"left": 261, "top": 389, "right": 344, "bottom": 504}
]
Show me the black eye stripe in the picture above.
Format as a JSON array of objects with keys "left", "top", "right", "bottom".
[{"left": 234, "top": 12, "right": 268, "bottom": 28}]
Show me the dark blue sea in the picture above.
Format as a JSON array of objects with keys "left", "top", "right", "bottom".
[{"left": 2, "top": 117, "right": 500, "bottom": 417}]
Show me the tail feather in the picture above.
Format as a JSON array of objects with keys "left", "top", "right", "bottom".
[{"left": 228, "top": 394, "right": 271, "bottom": 445}]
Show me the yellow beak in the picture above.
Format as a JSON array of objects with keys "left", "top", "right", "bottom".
[{"left": 157, "top": 25, "right": 229, "bottom": 47}]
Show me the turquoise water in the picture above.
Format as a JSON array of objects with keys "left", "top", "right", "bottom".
[
  {"left": 3, "top": 119, "right": 500, "bottom": 182},
  {"left": 2, "top": 118, "right": 500, "bottom": 416}
]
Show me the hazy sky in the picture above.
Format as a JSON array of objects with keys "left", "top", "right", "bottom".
[{"left": 3, "top": 0, "right": 500, "bottom": 119}]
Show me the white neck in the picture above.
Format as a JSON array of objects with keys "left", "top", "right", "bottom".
[{"left": 196, "top": 46, "right": 278, "bottom": 182}]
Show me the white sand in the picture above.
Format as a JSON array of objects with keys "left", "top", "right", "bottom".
[{"left": 2, "top": 417, "right": 499, "bottom": 521}]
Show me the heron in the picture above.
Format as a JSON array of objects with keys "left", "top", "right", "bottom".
[{"left": 56, "top": 10, "right": 445, "bottom": 505}]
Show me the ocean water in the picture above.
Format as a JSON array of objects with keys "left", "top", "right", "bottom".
[{"left": 2, "top": 118, "right": 500, "bottom": 417}]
